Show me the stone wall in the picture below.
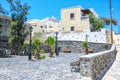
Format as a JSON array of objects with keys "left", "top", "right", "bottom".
[
  {"left": 0, "top": 42, "right": 10, "bottom": 48},
  {"left": 79, "top": 44, "right": 117, "bottom": 80},
  {"left": 45, "top": 29, "right": 110, "bottom": 43},
  {"left": 57, "top": 41, "right": 111, "bottom": 53}
]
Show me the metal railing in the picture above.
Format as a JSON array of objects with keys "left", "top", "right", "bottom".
[{"left": 81, "top": 16, "right": 89, "bottom": 20}]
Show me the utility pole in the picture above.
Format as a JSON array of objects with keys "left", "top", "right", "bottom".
[
  {"left": 28, "top": 26, "right": 33, "bottom": 60},
  {"left": 55, "top": 32, "right": 59, "bottom": 56},
  {"left": 109, "top": 0, "right": 113, "bottom": 43},
  {"left": 118, "top": 26, "right": 120, "bottom": 34}
]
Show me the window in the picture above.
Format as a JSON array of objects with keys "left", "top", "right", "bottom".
[
  {"left": 70, "top": 13, "right": 74, "bottom": 20},
  {"left": 49, "top": 26, "right": 52, "bottom": 28},
  {"left": 71, "top": 26, "right": 74, "bottom": 31},
  {"left": 40, "top": 26, "right": 43, "bottom": 28},
  {"left": 62, "top": 27, "right": 64, "bottom": 31}
]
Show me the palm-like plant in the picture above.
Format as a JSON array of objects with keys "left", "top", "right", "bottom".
[
  {"left": 89, "top": 14, "right": 104, "bottom": 31},
  {"left": 45, "top": 36, "right": 55, "bottom": 57},
  {"left": 32, "top": 38, "right": 41, "bottom": 59}
]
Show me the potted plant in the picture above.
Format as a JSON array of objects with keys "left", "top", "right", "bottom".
[
  {"left": 32, "top": 38, "right": 41, "bottom": 59},
  {"left": 40, "top": 49, "right": 46, "bottom": 59},
  {"left": 82, "top": 41, "right": 88, "bottom": 54},
  {"left": 45, "top": 36, "right": 55, "bottom": 57},
  {"left": 104, "top": 44, "right": 108, "bottom": 49}
]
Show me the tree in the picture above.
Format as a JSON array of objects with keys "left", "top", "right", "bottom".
[
  {"left": 0, "top": 4, "right": 8, "bottom": 14},
  {"left": 7, "top": 0, "right": 30, "bottom": 54},
  {"left": 101, "top": 17, "right": 117, "bottom": 43},
  {"left": 45, "top": 36, "right": 55, "bottom": 57},
  {"left": 89, "top": 14, "right": 104, "bottom": 32},
  {"left": 32, "top": 38, "right": 41, "bottom": 59},
  {"left": 101, "top": 17, "right": 117, "bottom": 25}
]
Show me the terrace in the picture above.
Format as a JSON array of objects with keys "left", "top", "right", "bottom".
[{"left": 0, "top": 42, "right": 117, "bottom": 80}]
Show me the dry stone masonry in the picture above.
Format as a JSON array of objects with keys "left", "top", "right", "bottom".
[
  {"left": 57, "top": 41, "right": 111, "bottom": 53},
  {"left": 79, "top": 44, "right": 117, "bottom": 80}
]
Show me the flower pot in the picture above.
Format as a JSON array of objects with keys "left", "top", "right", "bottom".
[
  {"left": 49, "top": 49, "right": 54, "bottom": 57},
  {"left": 83, "top": 48, "right": 88, "bottom": 55}
]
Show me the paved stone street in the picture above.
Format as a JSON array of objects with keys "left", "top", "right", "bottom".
[
  {"left": 0, "top": 53, "right": 90, "bottom": 80},
  {"left": 0, "top": 45, "right": 119, "bottom": 80},
  {"left": 102, "top": 45, "right": 120, "bottom": 80}
]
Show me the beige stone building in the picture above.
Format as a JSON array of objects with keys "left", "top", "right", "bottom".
[
  {"left": 61, "top": 6, "right": 98, "bottom": 32},
  {"left": 113, "top": 33, "right": 120, "bottom": 44}
]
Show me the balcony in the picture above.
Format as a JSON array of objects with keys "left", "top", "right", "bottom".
[{"left": 81, "top": 16, "right": 89, "bottom": 21}]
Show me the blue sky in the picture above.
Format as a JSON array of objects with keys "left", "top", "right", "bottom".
[{"left": 1, "top": 0, "right": 120, "bottom": 33}]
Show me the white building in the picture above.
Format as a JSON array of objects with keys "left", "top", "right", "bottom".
[
  {"left": 24, "top": 17, "right": 61, "bottom": 43},
  {"left": 24, "top": 16, "right": 61, "bottom": 35}
]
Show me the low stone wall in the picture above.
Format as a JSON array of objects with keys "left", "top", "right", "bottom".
[
  {"left": 0, "top": 42, "right": 10, "bottom": 48},
  {"left": 79, "top": 44, "right": 117, "bottom": 80},
  {"left": 58, "top": 41, "right": 111, "bottom": 53}
]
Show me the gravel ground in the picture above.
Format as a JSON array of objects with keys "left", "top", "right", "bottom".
[{"left": 0, "top": 53, "right": 90, "bottom": 80}]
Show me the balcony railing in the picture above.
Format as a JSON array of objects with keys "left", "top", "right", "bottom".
[{"left": 81, "top": 16, "right": 89, "bottom": 20}]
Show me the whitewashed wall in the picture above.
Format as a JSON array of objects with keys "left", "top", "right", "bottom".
[
  {"left": 45, "top": 29, "right": 107, "bottom": 43},
  {"left": 113, "top": 33, "right": 120, "bottom": 45}
]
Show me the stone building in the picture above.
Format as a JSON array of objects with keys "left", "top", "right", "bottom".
[
  {"left": 61, "top": 6, "right": 98, "bottom": 32},
  {"left": 24, "top": 17, "right": 61, "bottom": 43},
  {"left": 24, "top": 16, "right": 61, "bottom": 35},
  {"left": 113, "top": 33, "right": 120, "bottom": 44},
  {"left": 0, "top": 14, "right": 11, "bottom": 42}
]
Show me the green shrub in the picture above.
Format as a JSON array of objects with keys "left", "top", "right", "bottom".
[
  {"left": 40, "top": 55, "right": 46, "bottom": 59},
  {"left": 40, "top": 49, "right": 44, "bottom": 54},
  {"left": 32, "top": 38, "right": 41, "bottom": 59},
  {"left": 45, "top": 36, "right": 55, "bottom": 49},
  {"left": 82, "top": 41, "right": 88, "bottom": 48},
  {"left": 45, "top": 36, "right": 55, "bottom": 57}
]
